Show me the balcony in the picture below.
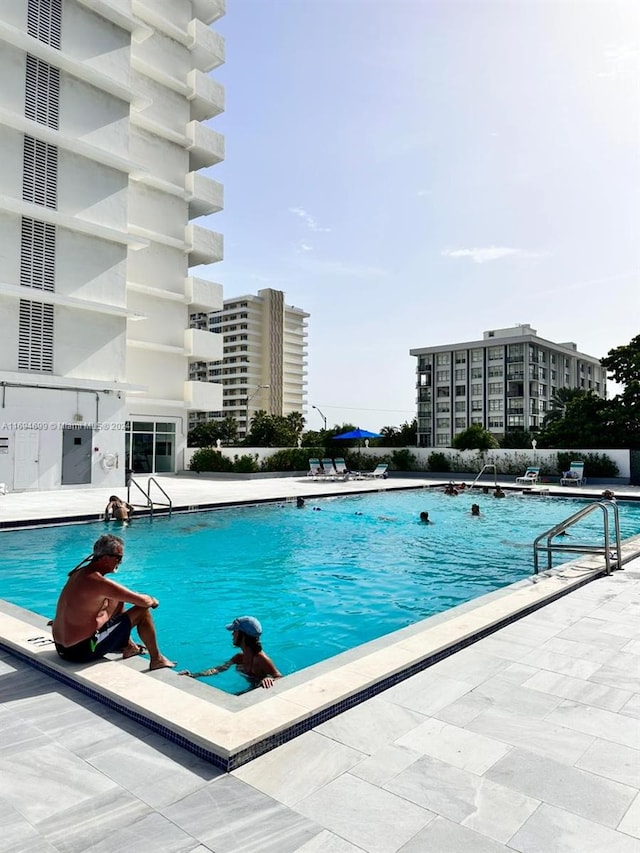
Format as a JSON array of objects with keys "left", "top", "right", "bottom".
[
  {"left": 184, "top": 328, "right": 223, "bottom": 362},
  {"left": 186, "top": 121, "right": 225, "bottom": 170},
  {"left": 192, "top": 0, "right": 225, "bottom": 24},
  {"left": 184, "top": 379, "right": 223, "bottom": 411},
  {"left": 185, "top": 224, "right": 223, "bottom": 266},
  {"left": 185, "top": 172, "right": 224, "bottom": 218},
  {"left": 185, "top": 276, "right": 223, "bottom": 312},
  {"left": 187, "top": 70, "right": 225, "bottom": 121},
  {"left": 188, "top": 19, "right": 225, "bottom": 71}
]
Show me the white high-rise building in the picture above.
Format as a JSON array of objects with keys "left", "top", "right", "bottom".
[
  {"left": 411, "top": 324, "right": 606, "bottom": 447},
  {"left": 0, "top": 0, "right": 225, "bottom": 490},
  {"left": 190, "top": 288, "right": 309, "bottom": 437}
]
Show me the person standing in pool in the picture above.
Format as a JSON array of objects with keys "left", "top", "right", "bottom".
[
  {"left": 179, "top": 616, "right": 281, "bottom": 689},
  {"left": 51, "top": 534, "right": 175, "bottom": 671}
]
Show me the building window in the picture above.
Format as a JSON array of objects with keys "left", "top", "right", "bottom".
[
  {"left": 436, "top": 402, "right": 450, "bottom": 413},
  {"left": 488, "top": 399, "right": 502, "bottom": 411},
  {"left": 436, "top": 370, "right": 450, "bottom": 382},
  {"left": 471, "top": 416, "right": 483, "bottom": 425},
  {"left": 436, "top": 418, "right": 450, "bottom": 429},
  {"left": 455, "top": 401, "right": 465, "bottom": 412},
  {"left": 436, "top": 434, "right": 449, "bottom": 446},
  {"left": 18, "top": 298, "right": 53, "bottom": 372},
  {"left": 436, "top": 387, "right": 450, "bottom": 397},
  {"left": 455, "top": 418, "right": 466, "bottom": 428},
  {"left": 471, "top": 349, "right": 483, "bottom": 362},
  {"left": 470, "top": 367, "right": 482, "bottom": 379},
  {"left": 488, "top": 417, "right": 504, "bottom": 428},
  {"left": 471, "top": 400, "right": 483, "bottom": 411},
  {"left": 488, "top": 365, "right": 503, "bottom": 378},
  {"left": 455, "top": 351, "right": 466, "bottom": 364},
  {"left": 488, "top": 382, "right": 503, "bottom": 395},
  {"left": 455, "top": 369, "right": 465, "bottom": 380},
  {"left": 455, "top": 385, "right": 466, "bottom": 396},
  {"left": 488, "top": 346, "right": 502, "bottom": 360},
  {"left": 436, "top": 353, "right": 450, "bottom": 365},
  {"left": 471, "top": 383, "right": 482, "bottom": 396}
]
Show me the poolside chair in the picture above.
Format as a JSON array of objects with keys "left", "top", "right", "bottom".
[
  {"left": 321, "top": 458, "right": 339, "bottom": 480},
  {"left": 560, "top": 461, "right": 586, "bottom": 486},
  {"left": 515, "top": 466, "right": 540, "bottom": 486},
  {"left": 362, "top": 463, "right": 388, "bottom": 479},
  {"left": 333, "top": 457, "right": 358, "bottom": 480},
  {"left": 307, "top": 458, "right": 323, "bottom": 478}
]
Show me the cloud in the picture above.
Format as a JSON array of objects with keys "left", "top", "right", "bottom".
[
  {"left": 441, "top": 246, "right": 539, "bottom": 264},
  {"left": 292, "top": 257, "right": 388, "bottom": 277},
  {"left": 295, "top": 241, "right": 313, "bottom": 253},
  {"left": 289, "top": 206, "right": 331, "bottom": 232}
]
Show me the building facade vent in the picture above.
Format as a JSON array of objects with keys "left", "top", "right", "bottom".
[
  {"left": 22, "top": 135, "right": 58, "bottom": 208},
  {"left": 25, "top": 55, "right": 60, "bottom": 129},
  {"left": 27, "top": 0, "right": 62, "bottom": 49},
  {"left": 20, "top": 218, "right": 56, "bottom": 291},
  {"left": 18, "top": 299, "right": 54, "bottom": 372}
]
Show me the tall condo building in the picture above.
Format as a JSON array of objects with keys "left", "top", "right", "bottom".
[
  {"left": 0, "top": 0, "right": 225, "bottom": 490},
  {"left": 190, "top": 288, "right": 309, "bottom": 437},
  {"left": 410, "top": 325, "right": 605, "bottom": 447}
]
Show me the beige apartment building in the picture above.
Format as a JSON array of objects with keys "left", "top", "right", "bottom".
[
  {"left": 410, "top": 324, "right": 605, "bottom": 447},
  {"left": 190, "top": 288, "right": 309, "bottom": 437}
]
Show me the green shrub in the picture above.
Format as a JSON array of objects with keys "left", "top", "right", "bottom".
[
  {"left": 261, "top": 448, "right": 324, "bottom": 472},
  {"left": 390, "top": 448, "right": 418, "bottom": 471},
  {"left": 428, "top": 452, "right": 451, "bottom": 472},
  {"left": 189, "top": 448, "right": 233, "bottom": 473},
  {"left": 556, "top": 452, "right": 619, "bottom": 478},
  {"left": 232, "top": 454, "right": 260, "bottom": 473}
]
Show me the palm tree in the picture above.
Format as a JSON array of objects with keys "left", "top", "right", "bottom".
[
  {"left": 286, "top": 411, "right": 305, "bottom": 443},
  {"left": 544, "top": 388, "right": 587, "bottom": 426}
]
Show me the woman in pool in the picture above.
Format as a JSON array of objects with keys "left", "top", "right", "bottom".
[{"left": 179, "top": 616, "right": 281, "bottom": 689}]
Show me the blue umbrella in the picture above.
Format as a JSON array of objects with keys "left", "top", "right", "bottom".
[{"left": 333, "top": 428, "right": 382, "bottom": 440}]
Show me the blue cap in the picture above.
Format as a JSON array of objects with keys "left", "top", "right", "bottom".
[{"left": 226, "top": 616, "right": 262, "bottom": 637}]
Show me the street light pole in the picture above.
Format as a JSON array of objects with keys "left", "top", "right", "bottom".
[
  {"left": 245, "top": 384, "right": 270, "bottom": 439},
  {"left": 312, "top": 405, "right": 327, "bottom": 431}
]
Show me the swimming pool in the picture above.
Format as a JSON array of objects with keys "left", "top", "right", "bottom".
[{"left": 1, "top": 489, "right": 638, "bottom": 694}]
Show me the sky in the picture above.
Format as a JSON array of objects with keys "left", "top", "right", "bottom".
[{"left": 195, "top": 0, "right": 640, "bottom": 432}]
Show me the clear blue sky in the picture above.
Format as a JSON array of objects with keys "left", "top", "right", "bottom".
[{"left": 196, "top": 0, "right": 639, "bottom": 432}]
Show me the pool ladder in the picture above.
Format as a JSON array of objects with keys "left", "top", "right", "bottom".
[
  {"left": 470, "top": 464, "right": 498, "bottom": 489},
  {"left": 533, "top": 500, "right": 621, "bottom": 575},
  {"left": 127, "top": 476, "right": 172, "bottom": 517}
]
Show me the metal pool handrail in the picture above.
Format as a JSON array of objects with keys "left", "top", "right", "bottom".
[
  {"left": 533, "top": 500, "right": 621, "bottom": 575},
  {"left": 470, "top": 464, "right": 498, "bottom": 489},
  {"left": 126, "top": 476, "right": 172, "bottom": 516}
]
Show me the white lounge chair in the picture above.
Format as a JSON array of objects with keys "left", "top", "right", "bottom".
[
  {"left": 333, "top": 458, "right": 353, "bottom": 480},
  {"left": 515, "top": 466, "right": 540, "bottom": 485},
  {"left": 363, "top": 463, "right": 388, "bottom": 479},
  {"left": 307, "top": 458, "right": 323, "bottom": 478},
  {"left": 321, "top": 458, "right": 339, "bottom": 479},
  {"left": 560, "top": 462, "right": 586, "bottom": 486}
]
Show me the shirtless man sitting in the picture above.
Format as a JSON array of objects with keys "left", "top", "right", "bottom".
[
  {"left": 51, "top": 534, "right": 174, "bottom": 671},
  {"left": 179, "top": 616, "right": 281, "bottom": 689}
]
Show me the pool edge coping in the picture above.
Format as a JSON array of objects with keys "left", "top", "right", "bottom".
[{"left": 2, "top": 546, "right": 637, "bottom": 771}]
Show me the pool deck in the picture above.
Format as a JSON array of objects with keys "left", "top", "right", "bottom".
[{"left": 1, "top": 475, "right": 640, "bottom": 852}]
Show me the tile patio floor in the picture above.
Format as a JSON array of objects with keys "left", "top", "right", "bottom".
[{"left": 1, "top": 475, "right": 639, "bottom": 852}]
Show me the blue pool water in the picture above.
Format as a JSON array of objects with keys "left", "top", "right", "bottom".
[{"left": 1, "top": 490, "right": 638, "bottom": 694}]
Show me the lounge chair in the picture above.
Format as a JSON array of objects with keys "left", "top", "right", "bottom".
[
  {"left": 321, "top": 458, "right": 339, "bottom": 480},
  {"left": 333, "top": 458, "right": 352, "bottom": 479},
  {"left": 307, "top": 458, "right": 323, "bottom": 478},
  {"left": 362, "top": 463, "right": 388, "bottom": 479},
  {"left": 560, "top": 461, "right": 586, "bottom": 486},
  {"left": 515, "top": 466, "right": 540, "bottom": 486}
]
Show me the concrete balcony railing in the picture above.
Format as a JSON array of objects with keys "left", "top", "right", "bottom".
[
  {"left": 185, "top": 172, "right": 224, "bottom": 218},
  {"left": 185, "top": 276, "right": 223, "bottom": 313},
  {"left": 187, "top": 69, "right": 225, "bottom": 121},
  {"left": 184, "top": 379, "right": 223, "bottom": 411},
  {"left": 192, "top": 0, "right": 225, "bottom": 24},
  {"left": 185, "top": 224, "right": 223, "bottom": 266},
  {"left": 186, "top": 121, "right": 225, "bottom": 170},
  {"left": 188, "top": 19, "right": 225, "bottom": 72},
  {"left": 184, "top": 328, "right": 223, "bottom": 362}
]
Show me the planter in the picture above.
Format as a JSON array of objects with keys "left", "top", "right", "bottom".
[{"left": 178, "top": 470, "right": 306, "bottom": 480}]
